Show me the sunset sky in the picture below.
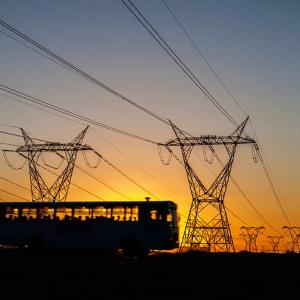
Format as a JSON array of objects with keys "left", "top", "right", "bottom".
[{"left": 0, "top": 0, "right": 300, "bottom": 251}]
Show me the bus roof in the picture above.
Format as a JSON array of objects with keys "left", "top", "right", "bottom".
[{"left": 0, "top": 200, "right": 177, "bottom": 208}]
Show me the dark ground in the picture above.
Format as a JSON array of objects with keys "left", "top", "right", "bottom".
[{"left": 0, "top": 249, "right": 299, "bottom": 300}]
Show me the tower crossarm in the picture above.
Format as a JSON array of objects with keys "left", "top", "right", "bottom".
[
  {"left": 165, "top": 135, "right": 256, "bottom": 147},
  {"left": 17, "top": 143, "right": 92, "bottom": 153},
  {"left": 7, "top": 126, "right": 92, "bottom": 202}
]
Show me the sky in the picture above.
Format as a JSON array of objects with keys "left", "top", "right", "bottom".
[{"left": 0, "top": 0, "right": 300, "bottom": 251}]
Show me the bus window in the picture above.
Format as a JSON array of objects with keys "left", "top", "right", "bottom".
[
  {"left": 93, "top": 206, "right": 106, "bottom": 219},
  {"left": 125, "top": 206, "right": 139, "bottom": 221},
  {"left": 141, "top": 209, "right": 162, "bottom": 223},
  {"left": 167, "top": 211, "right": 173, "bottom": 223},
  {"left": 112, "top": 206, "right": 125, "bottom": 221},
  {"left": 132, "top": 206, "right": 139, "bottom": 222},
  {"left": 39, "top": 207, "right": 55, "bottom": 220},
  {"left": 5, "top": 207, "right": 19, "bottom": 219},
  {"left": 21, "top": 208, "right": 37, "bottom": 220},
  {"left": 166, "top": 209, "right": 178, "bottom": 227},
  {"left": 55, "top": 207, "right": 72, "bottom": 220},
  {"left": 74, "top": 206, "right": 91, "bottom": 220},
  {"left": 125, "top": 207, "right": 131, "bottom": 221},
  {"left": 150, "top": 210, "right": 157, "bottom": 220}
]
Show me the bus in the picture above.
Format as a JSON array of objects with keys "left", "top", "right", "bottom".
[{"left": 0, "top": 200, "right": 178, "bottom": 256}]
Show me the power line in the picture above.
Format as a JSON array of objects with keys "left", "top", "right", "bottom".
[
  {"left": 225, "top": 206, "right": 249, "bottom": 227},
  {"left": 0, "top": 122, "right": 20, "bottom": 129},
  {"left": 0, "top": 156, "right": 107, "bottom": 202},
  {"left": 93, "top": 151, "right": 160, "bottom": 200},
  {"left": 121, "top": 0, "right": 238, "bottom": 127},
  {"left": 13, "top": 152, "right": 105, "bottom": 201},
  {"left": 0, "top": 142, "right": 21, "bottom": 147},
  {"left": 0, "top": 176, "right": 30, "bottom": 191},
  {"left": 0, "top": 28, "right": 96, "bottom": 84},
  {"left": 229, "top": 175, "right": 280, "bottom": 234},
  {"left": 0, "top": 19, "right": 169, "bottom": 126},
  {"left": 0, "top": 129, "right": 46, "bottom": 143},
  {"left": 248, "top": 119, "right": 293, "bottom": 226},
  {"left": 0, "top": 92, "right": 87, "bottom": 128},
  {"left": 91, "top": 128, "right": 185, "bottom": 201},
  {"left": 190, "top": 145, "right": 268, "bottom": 228},
  {"left": 75, "top": 165, "right": 132, "bottom": 201},
  {"left": 0, "top": 187, "right": 30, "bottom": 201},
  {"left": 205, "top": 142, "right": 280, "bottom": 233},
  {"left": 0, "top": 84, "right": 158, "bottom": 144},
  {"left": 37, "top": 163, "right": 105, "bottom": 201},
  {"left": 258, "top": 151, "right": 291, "bottom": 226},
  {"left": 161, "top": 0, "right": 248, "bottom": 116}
]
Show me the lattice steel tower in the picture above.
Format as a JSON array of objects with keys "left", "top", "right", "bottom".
[
  {"left": 240, "top": 226, "right": 265, "bottom": 252},
  {"left": 282, "top": 226, "right": 300, "bottom": 253},
  {"left": 164, "top": 117, "right": 257, "bottom": 252},
  {"left": 16, "top": 126, "right": 93, "bottom": 202},
  {"left": 268, "top": 235, "right": 283, "bottom": 253}
]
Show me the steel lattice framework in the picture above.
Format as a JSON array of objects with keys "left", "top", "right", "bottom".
[
  {"left": 240, "top": 226, "right": 265, "bottom": 252},
  {"left": 282, "top": 226, "right": 300, "bottom": 253},
  {"left": 16, "top": 126, "right": 92, "bottom": 202},
  {"left": 164, "top": 117, "right": 257, "bottom": 252},
  {"left": 268, "top": 235, "right": 283, "bottom": 253}
]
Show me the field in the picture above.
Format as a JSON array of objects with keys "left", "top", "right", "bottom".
[{"left": 0, "top": 249, "right": 299, "bottom": 300}]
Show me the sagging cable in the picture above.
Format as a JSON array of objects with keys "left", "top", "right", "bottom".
[
  {"left": 252, "top": 144, "right": 259, "bottom": 163},
  {"left": 203, "top": 145, "right": 214, "bottom": 164},
  {"left": 157, "top": 144, "right": 172, "bottom": 165},
  {"left": 82, "top": 150, "right": 102, "bottom": 169},
  {"left": 3, "top": 150, "right": 27, "bottom": 170}
]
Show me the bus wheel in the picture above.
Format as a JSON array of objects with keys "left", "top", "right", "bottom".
[
  {"left": 120, "top": 238, "right": 147, "bottom": 258},
  {"left": 26, "top": 236, "right": 45, "bottom": 252}
]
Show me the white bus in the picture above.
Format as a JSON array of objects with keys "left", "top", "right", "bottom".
[{"left": 0, "top": 200, "right": 178, "bottom": 256}]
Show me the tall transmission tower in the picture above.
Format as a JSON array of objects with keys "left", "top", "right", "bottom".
[
  {"left": 268, "top": 235, "right": 283, "bottom": 253},
  {"left": 282, "top": 226, "right": 300, "bottom": 253},
  {"left": 240, "top": 226, "right": 265, "bottom": 252},
  {"left": 240, "top": 233, "right": 250, "bottom": 252},
  {"left": 163, "top": 117, "right": 257, "bottom": 252},
  {"left": 6, "top": 126, "right": 94, "bottom": 202}
]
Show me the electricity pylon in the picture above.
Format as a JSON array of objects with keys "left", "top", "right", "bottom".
[
  {"left": 14, "top": 126, "right": 93, "bottom": 202},
  {"left": 268, "top": 235, "right": 283, "bottom": 253},
  {"left": 163, "top": 117, "right": 257, "bottom": 252},
  {"left": 240, "top": 226, "right": 265, "bottom": 252},
  {"left": 282, "top": 226, "right": 300, "bottom": 253}
]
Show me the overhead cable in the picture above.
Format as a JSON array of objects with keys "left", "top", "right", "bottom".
[
  {"left": 0, "top": 84, "right": 158, "bottom": 144},
  {"left": 0, "top": 19, "right": 168, "bottom": 126},
  {"left": 121, "top": 0, "right": 238, "bottom": 127}
]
